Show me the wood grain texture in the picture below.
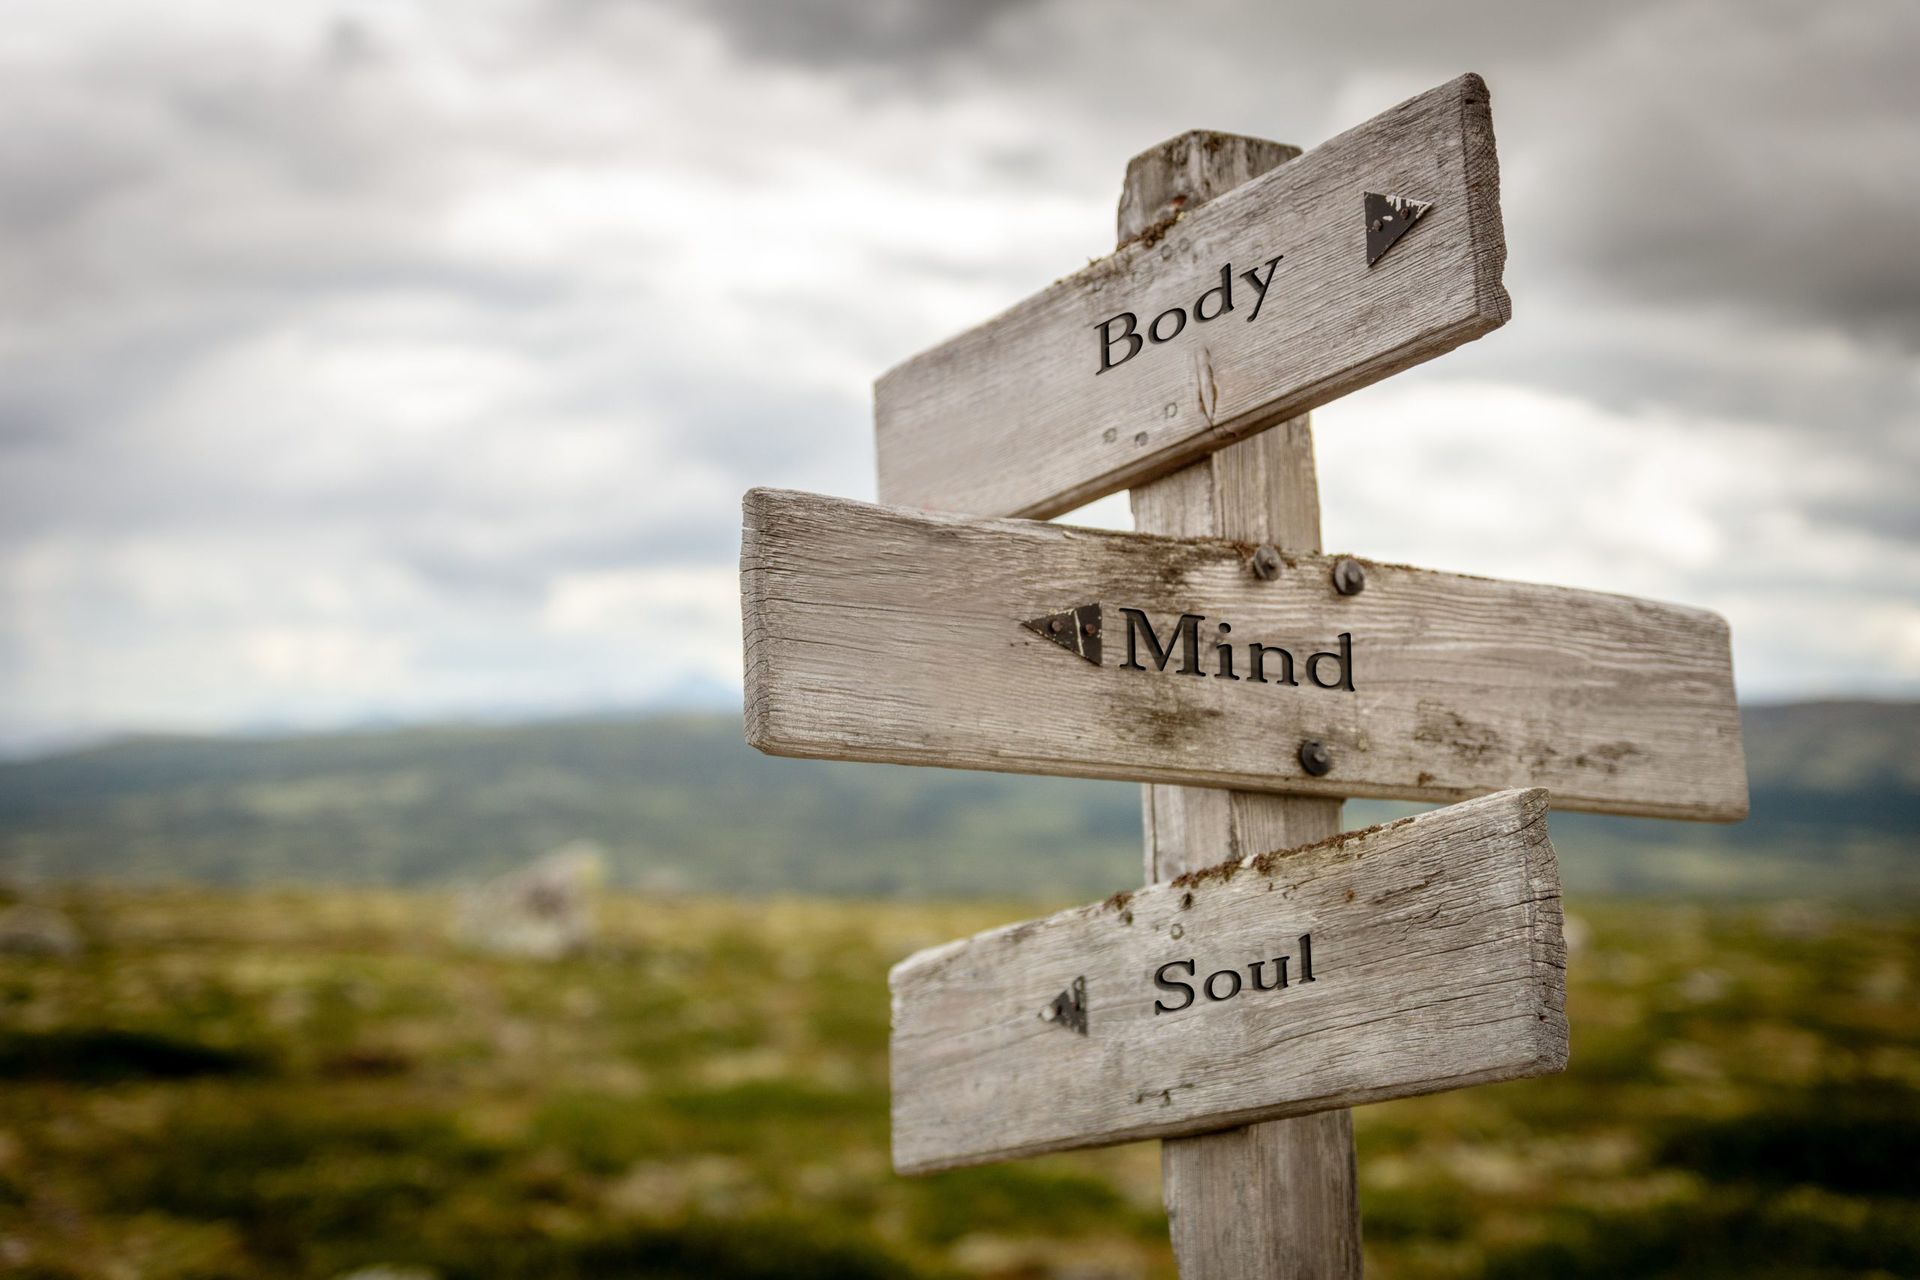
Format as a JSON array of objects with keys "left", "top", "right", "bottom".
[
  {"left": 873, "top": 73, "right": 1509, "bottom": 520},
  {"left": 740, "top": 488, "right": 1748, "bottom": 821},
  {"left": 1134, "top": 426, "right": 1355, "bottom": 1280},
  {"left": 888, "top": 788, "right": 1567, "bottom": 1174},
  {"left": 1123, "top": 131, "right": 1359, "bottom": 1280},
  {"left": 1133, "top": 422, "right": 1337, "bottom": 884},
  {"left": 1161, "top": 1112, "right": 1361, "bottom": 1280},
  {"left": 1116, "top": 131, "right": 1302, "bottom": 251}
]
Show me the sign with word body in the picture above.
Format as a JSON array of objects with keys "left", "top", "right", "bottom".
[
  {"left": 874, "top": 73, "right": 1509, "bottom": 519},
  {"left": 890, "top": 788, "right": 1566, "bottom": 1173},
  {"left": 741, "top": 488, "right": 1747, "bottom": 821}
]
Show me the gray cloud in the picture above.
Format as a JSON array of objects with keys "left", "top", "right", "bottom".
[
  {"left": 656, "top": 0, "right": 1038, "bottom": 70},
  {"left": 0, "top": 0, "right": 1914, "bottom": 749},
  {"left": 1513, "top": 0, "right": 1920, "bottom": 349},
  {"left": 649, "top": 0, "right": 1920, "bottom": 352}
]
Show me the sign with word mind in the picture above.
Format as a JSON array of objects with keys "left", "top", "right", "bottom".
[
  {"left": 874, "top": 73, "right": 1509, "bottom": 520},
  {"left": 889, "top": 788, "right": 1565, "bottom": 1173},
  {"left": 742, "top": 489, "right": 1748, "bottom": 821}
]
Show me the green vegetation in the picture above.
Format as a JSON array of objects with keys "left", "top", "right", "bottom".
[
  {"left": 0, "top": 886, "right": 1915, "bottom": 1278},
  {"left": 0, "top": 701, "right": 1913, "bottom": 1273},
  {"left": 1, "top": 702, "right": 1915, "bottom": 900}
]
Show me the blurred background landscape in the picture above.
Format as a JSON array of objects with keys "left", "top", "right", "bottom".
[
  {"left": 2, "top": 702, "right": 1916, "bottom": 902},
  {"left": 1, "top": 704, "right": 1914, "bottom": 1279},
  {"left": 3, "top": 0, "right": 1916, "bottom": 1277}
]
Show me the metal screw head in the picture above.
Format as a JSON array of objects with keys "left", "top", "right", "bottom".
[
  {"left": 1251, "top": 544, "right": 1282, "bottom": 581},
  {"left": 1299, "top": 740, "right": 1333, "bottom": 776},
  {"left": 1331, "top": 557, "right": 1365, "bottom": 596}
]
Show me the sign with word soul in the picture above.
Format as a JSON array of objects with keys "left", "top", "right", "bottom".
[
  {"left": 741, "top": 488, "right": 1747, "bottom": 822},
  {"left": 890, "top": 789, "right": 1565, "bottom": 1173},
  {"left": 874, "top": 73, "right": 1509, "bottom": 520}
]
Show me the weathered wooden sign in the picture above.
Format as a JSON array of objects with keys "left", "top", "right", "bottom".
[
  {"left": 734, "top": 75, "right": 1747, "bottom": 1276},
  {"left": 741, "top": 488, "right": 1747, "bottom": 821},
  {"left": 874, "top": 73, "right": 1509, "bottom": 520},
  {"left": 890, "top": 788, "right": 1566, "bottom": 1174}
]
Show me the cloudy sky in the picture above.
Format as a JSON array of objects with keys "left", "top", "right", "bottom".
[{"left": 3, "top": 0, "right": 1916, "bottom": 752}]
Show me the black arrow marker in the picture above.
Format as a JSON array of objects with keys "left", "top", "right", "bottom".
[
  {"left": 1364, "top": 191, "right": 1434, "bottom": 266},
  {"left": 1021, "top": 603, "right": 1102, "bottom": 666}
]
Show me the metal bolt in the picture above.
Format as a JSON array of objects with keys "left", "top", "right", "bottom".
[
  {"left": 1299, "top": 740, "right": 1333, "bottom": 777},
  {"left": 1331, "top": 557, "right": 1365, "bottom": 596},
  {"left": 1251, "top": 544, "right": 1282, "bottom": 581}
]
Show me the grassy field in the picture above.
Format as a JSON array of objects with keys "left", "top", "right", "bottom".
[{"left": 1, "top": 885, "right": 1916, "bottom": 1279}]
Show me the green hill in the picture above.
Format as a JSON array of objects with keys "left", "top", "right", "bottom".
[{"left": 0, "top": 702, "right": 1913, "bottom": 900}]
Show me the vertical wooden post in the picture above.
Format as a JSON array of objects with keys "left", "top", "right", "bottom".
[{"left": 1120, "top": 132, "right": 1364, "bottom": 1280}]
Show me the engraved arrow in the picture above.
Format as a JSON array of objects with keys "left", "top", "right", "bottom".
[{"left": 1038, "top": 975, "right": 1088, "bottom": 1035}]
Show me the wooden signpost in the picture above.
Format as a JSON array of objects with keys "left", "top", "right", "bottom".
[
  {"left": 743, "top": 488, "right": 1746, "bottom": 820},
  {"left": 891, "top": 788, "right": 1566, "bottom": 1174},
  {"left": 737, "top": 72, "right": 1747, "bottom": 1277},
  {"left": 875, "top": 73, "right": 1507, "bottom": 520}
]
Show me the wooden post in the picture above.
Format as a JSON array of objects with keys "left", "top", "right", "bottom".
[{"left": 1122, "top": 132, "right": 1364, "bottom": 1280}]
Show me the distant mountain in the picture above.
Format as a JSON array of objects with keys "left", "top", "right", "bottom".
[{"left": 0, "top": 703, "right": 1913, "bottom": 901}]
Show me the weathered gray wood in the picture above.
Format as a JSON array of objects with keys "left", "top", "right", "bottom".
[
  {"left": 1133, "top": 423, "right": 1336, "bottom": 885},
  {"left": 1160, "top": 1112, "right": 1361, "bottom": 1280},
  {"left": 1144, "top": 779, "right": 1345, "bottom": 885},
  {"left": 1134, "top": 422, "right": 1355, "bottom": 1280},
  {"left": 1116, "top": 131, "right": 1302, "bottom": 251},
  {"left": 740, "top": 488, "right": 1749, "bottom": 821},
  {"left": 888, "top": 788, "right": 1567, "bottom": 1174},
  {"left": 1128, "top": 137, "right": 1358, "bottom": 1280},
  {"left": 874, "top": 73, "right": 1509, "bottom": 520}
]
